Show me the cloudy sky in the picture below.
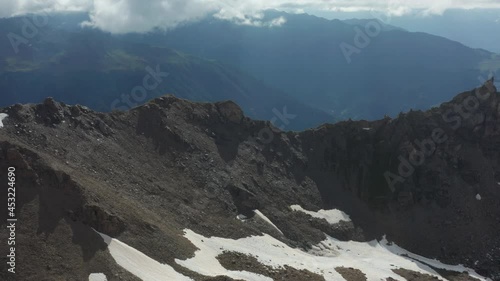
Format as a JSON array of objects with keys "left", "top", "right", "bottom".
[{"left": 1, "top": 0, "right": 500, "bottom": 33}]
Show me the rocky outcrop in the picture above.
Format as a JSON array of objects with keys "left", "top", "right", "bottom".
[{"left": 215, "top": 101, "right": 244, "bottom": 124}]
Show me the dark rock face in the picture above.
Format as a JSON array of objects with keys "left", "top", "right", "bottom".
[
  {"left": 215, "top": 101, "right": 244, "bottom": 124},
  {"left": 75, "top": 205, "right": 127, "bottom": 237},
  {"left": 296, "top": 79, "right": 500, "bottom": 278},
  {"left": 227, "top": 184, "right": 260, "bottom": 217},
  {"left": 0, "top": 79, "right": 499, "bottom": 280}
]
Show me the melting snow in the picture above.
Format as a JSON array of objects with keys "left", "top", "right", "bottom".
[
  {"left": 0, "top": 113, "right": 8, "bottom": 128},
  {"left": 382, "top": 238, "right": 488, "bottom": 280},
  {"left": 175, "top": 230, "right": 273, "bottom": 281},
  {"left": 237, "top": 214, "right": 248, "bottom": 221},
  {"left": 290, "top": 205, "right": 351, "bottom": 224},
  {"left": 89, "top": 273, "right": 107, "bottom": 281},
  {"left": 96, "top": 232, "right": 192, "bottom": 281},
  {"left": 177, "top": 229, "right": 489, "bottom": 281},
  {"left": 95, "top": 204, "right": 488, "bottom": 281},
  {"left": 95, "top": 226, "right": 489, "bottom": 281},
  {"left": 254, "top": 210, "right": 283, "bottom": 235}
]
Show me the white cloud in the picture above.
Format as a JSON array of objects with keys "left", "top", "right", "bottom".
[
  {"left": 1, "top": 0, "right": 500, "bottom": 33},
  {"left": 268, "top": 16, "right": 286, "bottom": 27},
  {"left": 0, "top": 0, "right": 91, "bottom": 17},
  {"left": 82, "top": 0, "right": 220, "bottom": 33}
]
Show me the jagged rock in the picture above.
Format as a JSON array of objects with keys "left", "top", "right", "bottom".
[
  {"left": 78, "top": 205, "right": 126, "bottom": 237},
  {"left": 216, "top": 101, "right": 244, "bottom": 124},
  {"left": 38, "top": 97, "right": 67, "bottom": 125}
]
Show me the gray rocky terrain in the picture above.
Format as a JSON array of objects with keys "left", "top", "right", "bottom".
[{"left": 0, "top": 79, "right": 498, "bottom": 280}]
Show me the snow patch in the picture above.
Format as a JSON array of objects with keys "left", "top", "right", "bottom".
[
  {"left": 382, "top": 236, "right": 487, "bottom": 280},
  {"left": 0, "top": 113, "right": 8, "bottom": 128},
  {"left": 97, "top": 231, "right": 192, "bottom": 281},
  {"left": 89, "top": 273, "right": 107, "bottom": 281},
  {"left": 254, "top": 210, "right": 283, "bottom": 235},
  {"left": 290, "top": 205, "right": 351, "bottom": 224},
  {"left": 237, "top": 214, "right": 248, "bottom": 221},
  {"left": 177, "top": 229, "right": 489, "bottom": 281},
  {"left": 176, "top": 230, "right": 273, "bottom": 281}
]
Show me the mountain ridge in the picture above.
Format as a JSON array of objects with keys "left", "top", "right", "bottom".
[{"left": 0, "top": 79, "right": 499, "bottom": 280}]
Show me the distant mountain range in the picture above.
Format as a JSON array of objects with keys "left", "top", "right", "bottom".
[
  {"left": 0, "top": 16, "right": 332, "bottom": 130},
  {"left": 304, "top": 8, "right": 500, "bottom": 54},
  {"left": 0, "top": 11, "right": 499, "bottom": 129},
  {"left": 121, "top": 10, "right": 499, "bottom": 120}
]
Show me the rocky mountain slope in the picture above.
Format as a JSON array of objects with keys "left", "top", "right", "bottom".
[{"left": 0, "top": 79, "right": 499, "bottom": 280}]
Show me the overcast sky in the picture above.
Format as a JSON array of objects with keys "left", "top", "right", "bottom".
[{"left": 1, "top": 0, "right": 500, "bottom": 33}]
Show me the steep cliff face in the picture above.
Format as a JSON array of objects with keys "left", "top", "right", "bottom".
[
  {"left": 297, "top": 79, "right": 500, "bottom": 277},
  {"left": 0, "top": 80, "right": 498, "bottom": 280}
]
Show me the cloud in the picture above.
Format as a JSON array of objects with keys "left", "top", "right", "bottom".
[
  {"left": 0, "top": 0, "right": 91, "bottom": 17},
  {"left": 269, "top": 16, "right": 287, "bottom": 27},
  {"left": 2, "top": 0, "right": 500, "bottom": 33},
  {"left": 82, "top": 0, "right": 219, "bottom": 33}
]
